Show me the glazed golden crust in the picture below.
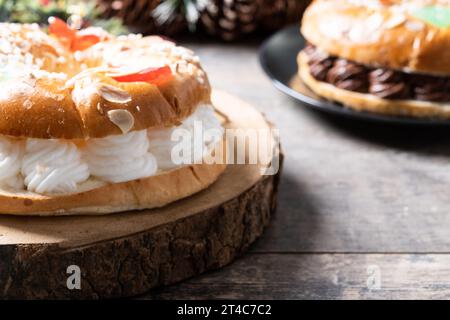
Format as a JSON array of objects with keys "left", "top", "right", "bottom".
[
  {"left": 0, "top": 23, "right": 210, "bottom": 139},
  {"left": 298, "top": 52, "right": 450, "bottom": 118},
  {"left": 0, "top": 161, "right": 226, "bottom": 216},
  {"left": 301, "top": 0, "right": 450, "bottom": 76}
]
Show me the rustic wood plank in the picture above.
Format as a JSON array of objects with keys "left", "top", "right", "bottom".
[
  {"left": 185, "top": 42, "right": 450, "bottom": 253},
  {"left": 144, "top": 253, "right": 450, "bottom": 300}
]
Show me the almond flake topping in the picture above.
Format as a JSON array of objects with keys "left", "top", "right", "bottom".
[
  {"left": 107, "top": 109, "right": 135, "bottom": 134},
  {"left": 98, "top": 84, "right": 132, "bottom": 104},
  {"left": 384, "top": 14, "right": 406, "bottom": 29},
  {"left": 405, "top": 20, "right": 425, "bottom": 31}
]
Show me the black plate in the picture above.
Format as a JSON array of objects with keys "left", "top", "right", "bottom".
[{"left": 259, "top": 25, "right": 450, "bottom": 126}]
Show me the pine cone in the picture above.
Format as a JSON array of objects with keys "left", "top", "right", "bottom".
[
  {"left": 96, "top": 0, "right": 187, "bottom": 36},
  {"left": 199, "top": 0, "right": 261, "bottom": 41},
  {"left": 258, "top": 0, "right": 312, "bottom": 32}
]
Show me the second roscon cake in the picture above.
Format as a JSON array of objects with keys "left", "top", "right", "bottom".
[{"left": 299, "top": 0, "right": 450, "bottom": 118}]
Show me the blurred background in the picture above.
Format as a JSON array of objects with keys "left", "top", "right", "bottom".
[{"left": 0, "top": 0, "right": 311, "bottom": 40}]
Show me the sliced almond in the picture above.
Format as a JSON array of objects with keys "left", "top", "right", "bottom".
[
  {"left": 107, "top": 109, "right": 135, "bottom": 134},
  {"left": 405, "top": 20, "right": 425, "bottom": 32},
  {"left": 98, "top": 84, "right": 132, "bottom": 104},
  {"left": 23, "top": 99, "right": 33, "bottom": 109},
  {"left": 384, "top": 14, "right": 406, "bottom": 29},
  {"left": 96, "top": 102, "right": 104, "bottom": 115},
  {"left": 366, "top": 13, "right": 384, "bottom": 31}
]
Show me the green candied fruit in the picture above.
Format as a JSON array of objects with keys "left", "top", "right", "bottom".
[{"left": 412, "top": 6, "right": 450, "bottom": 28}]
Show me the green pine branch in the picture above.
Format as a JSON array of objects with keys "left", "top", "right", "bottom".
[{"left": 0, "top": 0, "right": 128, "bottom": 35}]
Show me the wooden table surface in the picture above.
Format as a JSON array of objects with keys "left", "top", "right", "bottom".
[{"left": 142, "top": 39, "right": 450, "bottom": 300}]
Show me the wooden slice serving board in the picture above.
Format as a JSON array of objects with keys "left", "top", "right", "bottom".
[{"left": 0, "top": 91, "right": 282, "bottom": 299}]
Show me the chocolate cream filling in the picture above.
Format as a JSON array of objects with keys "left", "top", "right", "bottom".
[{"left": 303, "top": 45, "right": 450, "bottom": 103}]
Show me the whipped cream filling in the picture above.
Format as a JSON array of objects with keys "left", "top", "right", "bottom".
[
  {"left": 0, "top": 136, "right": 24, "bottom": 189},
  {"left": 22, "top": 139, "right": 90, "bottom": 194},
  {"left": 0, "top": 104, "right": 223, "bottom": 195},
  {"left": 148, "top": 104, "right": 224, "bottom": 170},
  {"left": 84, "top": 130, "right": 157, "bottom": 183}
]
